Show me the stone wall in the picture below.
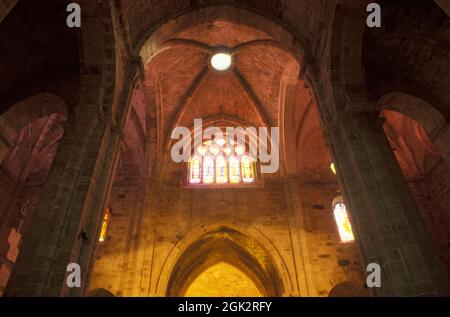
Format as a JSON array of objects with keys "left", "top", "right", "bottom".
[
  {"left": 87, "top": 158, "right": 147, "bottom": 296},
  {"left": 407, "top": 159, "right": 450, "bottom": 274},
  {"left": 297, "top": 183, "right": 366, "bottom": 296},
  {"left": 0, "top": 175, "right": 50, "bottom": 296},
  {"left": 0, "top": 115, "right": 63, "bottom": 296},
  {"left": 89, "top": 171, "right": 364, "bottom": 296}
]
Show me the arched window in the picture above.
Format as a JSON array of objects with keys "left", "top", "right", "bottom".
[
  {"left": 332, "top": 196, "right": 354, "bottom": 243},
  {"left": 188, "top": 140, "right": 256, "bottom": 185},
  {"left": 99, "top": 207, "right": 111, "bottom": 242},
  {"left": 215, "top": 155, "right": 228, "bottom": 184},
  {"left": 241, "top": 155, "right": 255, "bottom": 183},
  {"left": 189, "top": 155, "right": 202, "bottom": 184},
  {"left": 229, "top": 155, "right": 241, "bottom": 184},
  {"left": 202, "top": 155, "right": 215, "bottom": 184}
]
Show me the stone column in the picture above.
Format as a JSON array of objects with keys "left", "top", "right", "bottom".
[
  {"left": 326, "top": 110, "right": 450, "bottom": 296},
  {"left": 81, "top": 136, "right": 125, "bottom": 297},
  {"left": 283, "top": 175, "right": 314, "bottom": 296},
  {"left": 4, "top": 104, "right": 119, "bottom": 296}
]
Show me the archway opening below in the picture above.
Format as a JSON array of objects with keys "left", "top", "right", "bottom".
[
  {"left": 184, "top": 262, "right": 263, "bottom": 297},
  {"left": 166, "top": 227, "right": 284, "bottom": 297}
]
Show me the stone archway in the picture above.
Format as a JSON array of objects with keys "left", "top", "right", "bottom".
[
  {"left": 133, "top": 4, "right": 312, "bottom": 179},
  {"left": 89, "top": 4, "right": 311, "bottom": 298},
  {"left": 136, "top": 5, "right": 311, "bottom": 65},
  {"left": 166, "top": 226, "right": 284, "bottom": 297},
  {"left": 377, "top": 92, "right": 449, "bottom": 164},
  {"left": 0, "top": 93, "right": 67, "bottom": 162},
  {"left": 377, "top": 92, "right": 446, "bottom": 139},
  {"left": 380, "top": 109, "right": 450, "bottom": 274}
]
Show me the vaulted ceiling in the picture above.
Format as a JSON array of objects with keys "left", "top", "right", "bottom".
[
  {"left": 145, "top": 20, "right": 293, "bottom": 138},
  {"left": 126, "top": 18, "right": 334, "bottom": 181},
  {"left": 0, "top": 1, "right": 446, "bottom": 197}
]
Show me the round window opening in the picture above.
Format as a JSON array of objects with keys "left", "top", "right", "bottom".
[{"left": 210, "top": 52, "right": 233, "bottom": 72}]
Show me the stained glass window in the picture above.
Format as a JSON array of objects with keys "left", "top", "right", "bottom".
[
  {"left": 333, "top": 199, "right": 354, "bottom": 243},
  {"left": 229, "top": 155, "right": 241, "bottom": 184},
  {"left": 330, "top": 162, "right": 337, "bottom": 175},
  {"left": 203, "top": 155, "right": 215, "bottom": 184},
  {"left": 241, "top": 155, "right": 255, "bottom": 183},
  {"left": 190, "top": 156, "right": 201, "bottom": 184},
  {"left": 215, "top": 155, "right": 228, "bottom": 184},
  {"left": 188, "top": 139, "right": 255, "bottom": 185},
  {"left": 99, "top": 208, "right": 111, "bottom": 242}
]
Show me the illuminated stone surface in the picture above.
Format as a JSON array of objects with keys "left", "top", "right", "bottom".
[
  {"left": 184, "top": 262, "right": 263, "bottom": 297},
  {"left": 0, "top": 0, "right": 449, "bottom": 297}
]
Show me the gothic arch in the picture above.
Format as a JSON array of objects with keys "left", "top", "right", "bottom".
[
  {"left": 376, "top": 92, "right": 450, "bottom": 164},
  {"left": 0, "top": 93, "right": 67, "bottom": 131},
  {"left": 161, "top": 115, "right": 273, "bottom": 178},
  {"left": 0, "top": 93, "right": 68, "bottom": 162},
  {"left": 377, "top": 92, "right": 447, "bottom": 141},
  {"left": 134, "top": 4, "right": 313, "bottom": 132},
  {"left": 165, "top": 226, "right": 283, "bottom": 297},
  {"left": 135, "top": 5, "right": 320, "bottom": 180},
  {"left": 135, "top": 5, "right": 311, "bottom": 66},
  {"left": 156, "top": 219, "right": 293, "bottom": 296},
  {"left": 184, "top": 115, "right": 272, "bottom": 150}
]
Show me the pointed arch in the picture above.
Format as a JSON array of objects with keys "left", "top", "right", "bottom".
[
  {"left": 165, "top": 226, "right": 283, "bottom": 297},
  {"left": 377, "top": 92, "right": 447, "bottom": 141},
  {"left": 0, "top": 93, "right": 68, "bottom": 163},
  {"left": 156, "top": 218, "right": 293, "bottom": 296},
  {"left": 136, "top": 5, "right": 311, "bottom": 66}
]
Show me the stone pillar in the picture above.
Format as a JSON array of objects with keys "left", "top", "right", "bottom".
[
  {"left": 4, "top": 105, "right": 119, "bottom": 296},
  {"left": 283, "top": 175, "right": 314, "bottom": 296},
  {"left": 326, "top": 110, "right": 450, "bottom": 296},
  {"left": 79, "top": 127, "right": 124, "bottom": 297}
]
